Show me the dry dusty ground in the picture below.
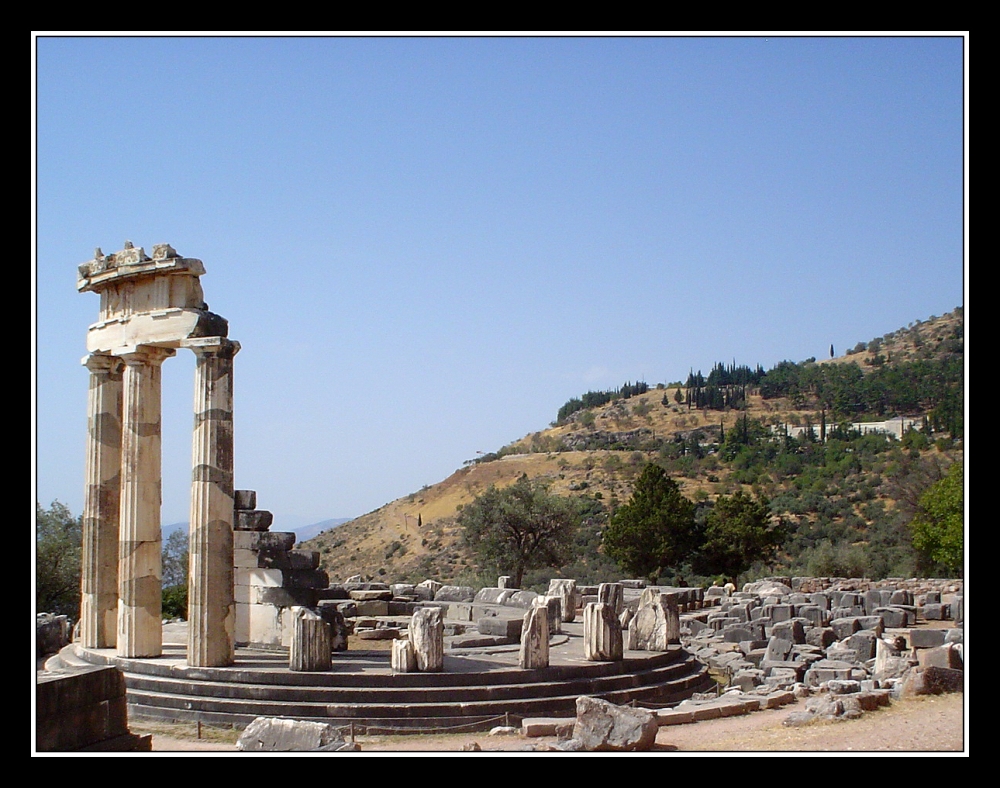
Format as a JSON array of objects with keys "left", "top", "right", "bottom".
[{"left": 132, "top": 691, "right": 966, "bottom": 755}]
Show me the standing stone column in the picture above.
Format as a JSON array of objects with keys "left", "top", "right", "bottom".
[
  {"left": 117, "top": 346, "right": 174, "bottom": 658},
  {"left": 79, "top": 354, "right": 124, "bottom": 649},
  {"left": 519, "top": 604, "right": 550, "bottom": 669},
  {"left": 187, "top": 338, "right": 239, "bottom": 667}
]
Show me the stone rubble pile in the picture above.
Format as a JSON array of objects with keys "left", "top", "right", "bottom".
[
  {"left": 224, "top": 512, "right": 966, "bottom": 733},
  {"left": 662, "top": 575, "right": 964, "bottom": 726}
]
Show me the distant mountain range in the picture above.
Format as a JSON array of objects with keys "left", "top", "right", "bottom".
[{"left": 162, "top": 517, "right": 352, "bottom": 543}]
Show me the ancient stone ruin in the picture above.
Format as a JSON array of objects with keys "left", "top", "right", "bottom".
[
  {"left": 56, "top": 243, "right": 963, "bottom": 751},
  {"left": 77, "top": 242, "right": 238, "bottom": 667}
]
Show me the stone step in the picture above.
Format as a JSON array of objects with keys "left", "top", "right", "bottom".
[
  {"left": 122, "top": 654, "right": 706, "bottom": 706},
  {"left": 125, "top": 666, "right": 713, "bottom": 730}
]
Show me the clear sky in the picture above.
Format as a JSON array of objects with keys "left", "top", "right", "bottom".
[{"left": 33, "top": 34, "right": 967, "bottom": 529}]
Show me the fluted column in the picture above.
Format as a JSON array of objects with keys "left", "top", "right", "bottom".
[
  {"left": 187, "top": 338, "right": 239, "bottom": 667},
  {"left": 79, "top": 354, "right": 124, "bottom": 648},
  {"left": 117, "top": 346, "right": 174, "bottom": 658}
]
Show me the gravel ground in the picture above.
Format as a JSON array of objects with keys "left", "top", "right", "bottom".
[{"left": 132, "top": 691, "right": 966, "bottom": 755}]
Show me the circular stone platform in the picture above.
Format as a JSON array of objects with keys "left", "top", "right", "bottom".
[{"left": 58, "top": 620, "right": 715, "bottom": 734}]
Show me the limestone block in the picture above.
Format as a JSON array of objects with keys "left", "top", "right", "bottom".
[
  {"left": 416, "top": 579, "right": 442, "bottom": 599},
  {"left": 573, "top": 696, "right": 657, "bottom": 752},
  {"left": 289, "top": 608, "right": 332, "bottom": 672},
  {"left": 918, "top": 643, "right": 963, "bottom": 670},
  {"left": 250, "top": 586, "right": 318, "bottom": 607},
  {"left": 234, "top": 602, "right": 249, "bottom": 644},
  {"left": 584, "top": 602, "right": 623, "bottom": 662},
  {"left": 349, "top": 589, "right": 393, "bottom": 601},
  {"left": 505, "top": 590, "right": 540, "bottom": 609},
  {"left": 770, "top": 619, "right": 805, "bottom": 645},
  {"left": 239, "top": 568, "right": 284, "bottom": 588},
  {"left": 233, "top": 531, "right": 296, "bottom": 551},
  {"left": 598, "top": 583, "right": 624, "bottom": 616},
  {"left": 391, "top": 583, "right": 417, "bottom": 598},
  {"left": 235, "top": 510, "right": 273, "bottom": 532},
  {"left": 547, "top": 579, "right": 578, "bottom": 624},
  {"left": 315, "top": 602, "right": 349, "bottom": 651},
  {"left": 433, "top": 585, "right": 475, "bottom": 603},
  {"left": 257, "top": 550, "right": 320, "bottom": 571},
  {"left": 353, "top": 600, "right": 389, "bottom": 617},
  {"left": 846, "top": 630, "right": 878, "bottom": 661},
  {"left": 236, "top": 717, "right": 347, "bottom": 752},
  {"left": 901, "top": 666, "right": 964, "bottom": 696},
  {"left": 830, "top": 617, "right": 862, "bottom": 640},
  {"left": 247, "top": 603, "right": 283, "bottom": 647},
  {"left": 410, "top": 607, "right": 445, "bottom": 672},
  {"left": 874, "top": 607, "right": 911, "bottom": 628},
  {"left": 478, "top": 616, "right": 523, "bottom": 640},
  {"left": 234, "top": 490, "right": 257, "bottom": 510},
  {"left": 475, "top": 587, "right": 515, "bottom": 605},
  {"left": 519, "top": 605, "right": 549, "bottom": 669},
  {"left": 629, "top": 591, "right": 679, "bottom": 651},
  {"left": 538, "top": 595, "right": 562, "bottom": 635},
  {"left": 521, "top": 718, "right": 575, "bottom": 737},
  {"left": 391, "top": 637, "right": 417, "bottom": 672}
]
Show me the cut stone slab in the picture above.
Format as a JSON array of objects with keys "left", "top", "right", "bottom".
[{"left": 522, "top": 718, "right": 576, "bottom": 738}]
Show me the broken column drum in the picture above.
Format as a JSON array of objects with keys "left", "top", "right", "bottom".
[{"left": 77, "top": 242, "right": 238, "bottom": 666}]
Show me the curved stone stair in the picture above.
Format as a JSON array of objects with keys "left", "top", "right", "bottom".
[{"left": 67, "top": 643, "right": 715, "bottom": 733}]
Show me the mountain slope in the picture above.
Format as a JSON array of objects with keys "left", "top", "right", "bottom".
[{"left": 302, "top": 307, "right": 963, "bottom": 586}]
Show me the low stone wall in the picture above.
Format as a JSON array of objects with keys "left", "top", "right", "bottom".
[{"left": 36, "top": 665, "right": 151, "bottom": 752}]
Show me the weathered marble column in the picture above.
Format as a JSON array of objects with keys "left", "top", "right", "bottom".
[
  {"left": 117, "top": 346, "right": 174, "bottom": 658},
  {"left": 187, "top": 338, "right": 239, "bottom": 667},
  {"left": 79, "top": 354, "right": 124, "bottom": 648}
]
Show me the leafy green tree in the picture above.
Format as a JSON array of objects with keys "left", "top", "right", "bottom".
[
  {"left": 694, "top": 491, "right": 785, "bottom": 582},
  {"left": 457, "top": 474, "right": 579, "bottom": 588},
  {"left": 602, "top": 464, "right": 698, "bottom": 582},
  {"left": 910, "top": 462, "right": 964, "bottom": 576},
  {"left": 36, "top": 501, "right": 82, "bottom": 618}
]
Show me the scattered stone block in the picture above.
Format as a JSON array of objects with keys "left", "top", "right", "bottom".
[
  {"left": 522, "top": 717, "right": 576, "bottom": 737},
  {"left": 573, "top": 696, "right": 658, "bottom": 751},
  {"left": 548, "top": 579, "right": 579, "bottom": 623},
  {"left": 901, "top": 666, "right": 964, "bottom": 696},
  {"left": 598, "top": 582, "right": 624, "bottom": 615},
  {"left": 434, "top": 585, "right": 475, "bottom": 603},
  {"left": 478, "top": 616, "right": 523, "bottom": 640},
  {"left": 236, "top": 717, "right": 348, "bottom": 752},
  {"left": 918, "top": 643, "right": 963, "bottom": 670},
  {"left": 506, "top": 590, "right": 540, "bottom": 608},
  {"left": 475, "top": 587, "right": 515, "bottom": 605},
  {"left": 910, "top": 628, "right": 947, "bottom": 649}
]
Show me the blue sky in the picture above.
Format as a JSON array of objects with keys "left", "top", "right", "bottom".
[{"left": 33, "top": 35, "right": 967, "bottom": 528}]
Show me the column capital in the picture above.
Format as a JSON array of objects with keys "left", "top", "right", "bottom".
[
  {"left": 182, "top": 336, "right": 240, "bottom": 359},
  {"left": 118, "top": 346, "right": 176, "bottom": 367},
  {"left": 82, "top": 353, "right": 124, "bottom": 374}
]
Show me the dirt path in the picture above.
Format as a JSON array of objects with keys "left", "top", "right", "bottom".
[{"left": 133, "top": 692, "right": 966, "bottom": 754}]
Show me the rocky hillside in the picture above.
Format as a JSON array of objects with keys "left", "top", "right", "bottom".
[{"left": 302, "top": 308, "right": 963, "bottom": 587}]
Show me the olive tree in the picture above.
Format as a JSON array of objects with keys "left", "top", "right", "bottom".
[{"left": 457, "top": 474, "right": 579, "bottom": 588}]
